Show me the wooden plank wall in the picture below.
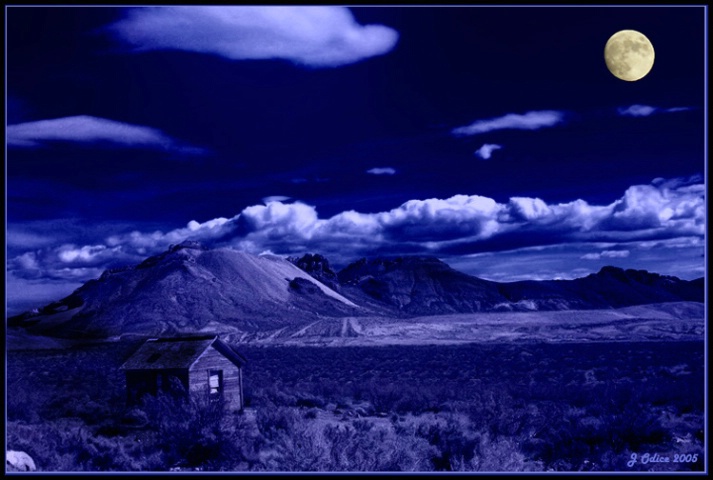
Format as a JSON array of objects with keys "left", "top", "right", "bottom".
[
  {"left": 189, "top": 346, "right": 244, "bottom": 411},
  {"left": 125, "top": 369, "right": 189, "bottom": 405}
]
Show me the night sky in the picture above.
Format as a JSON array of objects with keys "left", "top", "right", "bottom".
[{"left": 6, "top": 6, "right": 706, "bottom": 315}]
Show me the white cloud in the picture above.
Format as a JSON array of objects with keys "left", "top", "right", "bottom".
[
  {"left": 15, "top": 252, "right": 40, "bottom": 271},
  {"left": 617, "top": 104, "right": 657, "bottom": 117},
  {"left": 105, "top": 215, "right": 238, "bottom": 253},
  {"left": 239, "top": 201, "right": 321, "bottom": 238},
  {"left": 231, "top": 178, "right": 703, "bottom": 256},
  {"left": 581, "top": 250, "right": 630, "bottom": 260},
  {"left": 618, "top": 105, "right": 693, "bottom": 117},
  {"left": 605, "top": 250, "right": 631, "bottom": 258},
  {"left": 452, "top": 110, "right": 565, "bottom": 137},
  {"left": 112, "top": 176, "right": 701, "bottom": 258},
  {"left": 324, "top": 210, "right": 381, "bottom": 238},
  {"left": 6, "top": 229, "right": 57, "bottom": 249},
  {"left": 652, "top": 174, "right": 702, "bottom": 190},
  {"left": 602, "top": 182, "right": 705, "bottom": 235},
  {"left": 377, "top": 195, "right": 502, "bottom": 241},
  {"left": 6, "top": 115, "right": 201, "bottom": 152},
  {"left": 57, "top": 244, "right": 113, "bottom": 263},
  {"left": 366, "top": 167, "right": 396, "bottom": 175},
  {"left": 503, "top": 197, "right": 611, "bottom": 233},
  {"left": 474, "top": 143, "right": 502, "bottom": 160},
  {"left": 263, "top": 195, "right": 292, "bottom": 204},
  {"left": 5, "top": 271, "right": 85, "bottom": 317},
  {"left": 23, "top": 177, "right": 706, "bottom": 261},
  {"left": 666, "top": 107, "right": 693, "bottom": 113},
  {"left": 187, "top": 217, "right": 231, "bottom": 232},
  {"left": 453, "top": 239, "right": 702, "bottom": 284},
  {"left": 506, "top": 197, "right": 552, "bottom": 221},
  {"left": 106, "top": 6, "right": 399, "bottom": 68}
]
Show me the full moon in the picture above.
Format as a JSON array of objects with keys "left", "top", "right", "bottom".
[{"left": 604, "top": 30, "right": 655, "bottom": 81}]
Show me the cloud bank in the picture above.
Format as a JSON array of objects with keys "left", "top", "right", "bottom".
[
  {"left": 105, "top": 6, "right": 399, "bottom": 68},
  {"left": 6, "top": 115, "right": 201, "bottom": 153},
  {"left": 452, "top": 110, "right": 565, "bottom": 137},
  {"left": 7, "top": 175, "right": 703, "bottom": 314}
]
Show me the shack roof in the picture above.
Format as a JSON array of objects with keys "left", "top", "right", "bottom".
[{"left": 120, "top": 335, "right": 246, "bottom": 371}]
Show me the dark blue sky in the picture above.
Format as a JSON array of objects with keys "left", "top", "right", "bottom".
[{"left": 5, "top": 6, "right": 706, "bottom": 314}]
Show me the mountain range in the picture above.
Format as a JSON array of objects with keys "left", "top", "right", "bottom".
[{"left": 8, "top": 241, "right": 704, "bottom": 339}]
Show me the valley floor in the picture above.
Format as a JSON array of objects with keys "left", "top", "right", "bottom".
[
  {"left": 6, "top": 338, "right": 705, "bottom": 472},
  {"left": 231, "top": 302, "right": 705, "bottom": 345}
]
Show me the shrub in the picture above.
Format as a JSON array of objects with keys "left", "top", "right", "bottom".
[
  {"left": 454, "top": 433, "right": 543, "bottom": 472},
  {"left": 257, "top": 408, "right": 328, "bottom": 471},
  {"left": 7, "top": 420, "right": 78, "bottom": 471},
  {"left": 6, "top": 379, "right": 41, "bottom": 423},
  {"left": 139, "top": 384, "right": 248, "bottom": 470},
  {"left": 416, "top": 415, "right": 479, "bottom": 471},
  {"left": 73, "top": 429, "right": 140, "bottom": 470}
]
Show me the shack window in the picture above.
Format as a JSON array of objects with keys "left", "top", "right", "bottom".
[{"left": 209, "top": 370, "right": 223, "bottom": 396}]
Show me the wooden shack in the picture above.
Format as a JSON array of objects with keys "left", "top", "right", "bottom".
[{"left": 120, "top": 335, "right": 247, "bottom": 411}]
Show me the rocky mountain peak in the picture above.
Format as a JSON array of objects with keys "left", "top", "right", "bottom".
[
  {"left": 290, "top": 253, "right": 340, "bottom": 290},
  {"left": 593, "top": 265, "right": 673, "bottom": 284}
]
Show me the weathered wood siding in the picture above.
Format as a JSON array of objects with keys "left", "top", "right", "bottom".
[
  {"left": 125, "top": 369, "right": 188, "bottom": 405},
  {"left": 188, "top": 346, "right": 244, "bottom": 411}
]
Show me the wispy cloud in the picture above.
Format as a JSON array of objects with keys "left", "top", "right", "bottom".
[
  {"left": 450, "top": 238, "right": 702, "bottom": 284},
  {"left": 6, "top": 115, "right": 203, "bottom": 153},
  {"left": 105, "top": 6, "right": 399, "bottom": 68},
  {"left": 6, "top": 271, "right": 87, "bottom": 316},
  {"left": 665, "top": 107, "right": 693, "bottom": 113},
  {"left": 580, "top": 250, "right": 630, "bottom": 260},
  {"left": 474, "top": 143, "right": 502, "bottom": 160},
  {"left": 617, "top": 104, "right": 657, "bottom": 117},
  {"left": 617, "top": 104, "right": 693, "bottom": 117},
  {"left": 452, "top": 110, "right": 565, "bottom": 137},
  {"left": 366, "top": 167, "right": 396, "bottom": 175},
  {"left": 263, "top": 195, "right": 292, "bottom": 204}
]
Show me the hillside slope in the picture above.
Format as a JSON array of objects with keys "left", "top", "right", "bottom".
[
  {"left": 10, "top": 243, "right": 361, "bottom": 338},
  {"left": 9, "top": 245, "right": 704, "bottom": 340}
]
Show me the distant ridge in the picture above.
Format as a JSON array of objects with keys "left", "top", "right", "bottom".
[
  {"left": 8, "top": 243, "right": 704, "bottom": 339},
  {"left": 332, "top": 255, "right": 703, "bottom": 315}
]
